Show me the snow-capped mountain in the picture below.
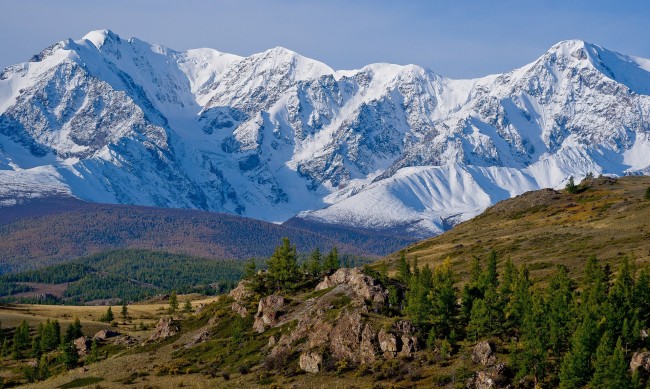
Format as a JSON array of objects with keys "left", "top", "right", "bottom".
[{"left": 1, "top": 31, "right": 649, "bottom": 238}]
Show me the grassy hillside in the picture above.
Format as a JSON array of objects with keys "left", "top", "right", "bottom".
[
  {"left": 0, "top": 197, "right": 394, "bottom": 273},
  {"left": 384, "top": 175, "right": 650, "bottom": 283}
]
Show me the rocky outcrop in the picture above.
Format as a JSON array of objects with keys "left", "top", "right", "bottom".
[
  {"left": 468, "top": 363, "right": 508, "bottom": 389},
  {"left": 230, "top": 280, "right": 254, "bottom": 318},
  {"left": 378, "top": 321, "right": 419, "bottom": 359},
  {"left": 299, "top": 351, "right": 323, "bottom": 373},
  {"left": 148, "top": 317, "right": 180, "bottom": 342},
  {"left": 472, "top": 341, "right": 497, "bottom": 366},
  {"left": 74, "top": 336, "right": 92, "bottom": 356},
  {"left": 253, "top": 295, "right": 285, "bottom": 333},
  {"left": 630, "top": 351, "right": 650, "bottom": 373},
  {"left": 316, "top": 268, "right": 387, "bottom": 306},
  {"left": 93, "top": 329, "right": 120, "bottom": 341}
]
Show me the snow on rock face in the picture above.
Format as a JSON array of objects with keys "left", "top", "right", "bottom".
[{"left": 1, "top": 30, "right": 650, "bottom": 237}]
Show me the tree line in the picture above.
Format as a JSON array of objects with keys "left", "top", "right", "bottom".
[{"left": 384, "top": 251, "right": 650, "bottom": 388}]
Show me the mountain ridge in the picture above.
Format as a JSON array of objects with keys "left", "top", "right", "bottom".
[{"left": 1, "top": 31, "right": 649, "bottom": 238}]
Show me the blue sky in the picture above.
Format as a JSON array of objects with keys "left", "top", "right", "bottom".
[{"left": 1, "top": 0, "right": 648, "bottom": 78}]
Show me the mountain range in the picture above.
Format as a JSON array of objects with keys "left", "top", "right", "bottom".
[{"left": 1, "top": 30, "right": 649, "bottom": 239}]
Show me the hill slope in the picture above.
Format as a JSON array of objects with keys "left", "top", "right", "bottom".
[
  {"left": 0, "top": 198, "right": 403, "bottom": 273},
  {"left": 385, "top": 175, "right": 650, "bottom": 283}
]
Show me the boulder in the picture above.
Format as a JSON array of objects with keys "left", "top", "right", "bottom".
[
  {"left": 74, "top": 336, "right": 92, "bottom": 356},
  {"left": 468, "top": 364, "right": 508, "bottom": 389},
  {"left": 472, "top": 341, "right": 497, "bottom": 366},
  {"left": 93, "top": 329, "right": 120, "bottom": 341},
  {"left": 253, "top": 295, "right": 285, "bottom": 333},
  {"left": 148, "top": 317, "right": 179, "bottom": 342},
  {"left": 630, "top": 351, "right": 650, "bottom": 373},
  {"left": 378, "top": 328, "right": 398, "bottom": 359},
  {"left": 316, "top": 268, "right": 387, "bottom": 305},
  {"left": 299, "top": 351, "right": 323, "bottom": 373}
]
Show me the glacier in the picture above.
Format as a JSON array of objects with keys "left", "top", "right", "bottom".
[{"left": 1, "top": 30, "right": 649, "bottom": 238}]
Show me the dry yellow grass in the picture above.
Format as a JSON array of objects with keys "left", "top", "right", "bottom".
[{"left": 381, "top": 176, "right": 650, "bottom": 285}]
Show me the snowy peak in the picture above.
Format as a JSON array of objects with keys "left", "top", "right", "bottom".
[{"left": 1, "top": 31, "right": 650, "bottom": 239}]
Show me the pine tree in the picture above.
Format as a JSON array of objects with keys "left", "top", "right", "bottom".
[
  {"left": 397, "top": 252, "right": 411, "bottom": 284},
  {"left": 559, "top": 313, "right": 600, "bottom": 388},
  {"left": 515, "top": 292, "right": 548, "bottom": 386},
  {"left": 566, "top": 176, "right": 578, "bottom": 194},
  {"left": 503, "top": 265, "right": 531, "bottom": 335},
  {"left": 430, "top": 259, "right": 457, "bottom": 334},
  {"left": 1, "top": 338, "right": 8, "bottom": 358},
  {"left": 307, "top": 248, "right": 322, "bottom": 276},
  {"left": 267, "top": 237, "right": 300, "bottom": 290},
  {"left": 183, "top": 300, "right": 192, "bottom": 313},
  {"left": 591, "top": 331, "right": 614, "bottom": 388},
  {"left": 405, "top": 264, "right": 432, "bottom": 327},
  {"left": 243, "top": 258, "right": 257, "bottom": 279},
  {"left": 545, "top": 265, "right": 574, "bottom": 358},
  {"left": 645, "top": 186, "right": 650, "bottom": 200},
  {"left": 100, "top": 307, "right": 114, "bottom": 323},
  {"left": 468, "top": 299, "right": 489, "bottom": 341},
  {"left": 605, "top": 338, "right": 630, "bottom": 389},
  {"left": 12, "top": 320, "right": 30, "bottom": 359},
  {"left": 169, "top": 292, "right": 178, "bottom": 313},
  {"left": 323, "top": 247, "right": 339, "bottom": 273},
  {"left": 60, "top": 341, "right": 79, "bottom": 369},
  {"left": 121, "top": 304, "right": 128, "bottom": 320},
  {"left": 87, "top": 340, "right": 99, "bottom": 363}
]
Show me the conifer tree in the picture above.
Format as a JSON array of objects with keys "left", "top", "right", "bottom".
[
  {"left": 307, "top": 248, "right": 322, "bottom": 276},
  {"left": 430, "top": 259, "right": 457, "bottom": 333},
  {"left": 169, "top": 292, "right": 178, "bottom": 313},
  {"left": 545, "top": 265, "right": 574, "bottom": 358},
  {"left": 559, "top": 313, "right": 599, "bottom": 388},
  {"left": 515, "top": 292, "right": 548, "bottom": 386},
  {"left": 591, "top": 331, "right": 615, "bottom": 388},
  {"left": 243, "top": 258, "right": 257, "bottom": 279},
  {"left": 100, "top": 307, "right": 114, "bottom": 323},
  {"left": 267, "top": 237, "right": 299, "bottom": 290},
  {"left": 60, "top": 341, "right": 79, "bottom": 369},
  {"left": 121, "top": 304, "right": 128, "bottom": 320},
  {"left": 605, "top": 338, "right": 630, "bottom": 389},
  {"left": 183, "top": 300, "right": 192, "bottom": 313},
  {"left": 323, "top": 247, "right": 339, "bottom": 273},
  {"left": 645, "top": 186, "right": 650, "bottom": 200},
  {"left": 397, "top": 252, "right": 411, "bottom": 284}
]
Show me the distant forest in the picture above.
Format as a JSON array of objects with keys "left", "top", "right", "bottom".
[{"left": 0, "top": 198, "right": 407, "bottom": 273}]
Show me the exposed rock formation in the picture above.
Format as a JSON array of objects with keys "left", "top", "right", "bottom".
[
  {"left": 316, "top": 268, "right": 387, "bottom": 306},
  {"left": 253, "top": 294, "right": 285, "bottom": 333},
  {"left": 93, "top": 329, "right": 120, "bottom": 341},
  {"left": 299, "top": 351, "right": 323, "bottom": 373},
  {"left": 630, "top": 351, "right": 650, "bottom": 373},
  {"left": 378, "top": 321, "right": 419, "bottom": 359},
  {"left": 229, "top": 280, "right": 254, "bottom": 317},
  {"left": 468, "top": 363, "right": 508, "bottom": 389},
  {"left": 148, "top": 317, "right": 179, "bottom": 342},
  {"left": 74, "top": 336, "right": 92, "bottom": 356},
  {"left": 472, "top": 341, "right": 497, "bottom": 366}
]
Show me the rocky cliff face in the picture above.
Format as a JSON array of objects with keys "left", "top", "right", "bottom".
[
  {"left": 229, "top": 268, "right": 418, "bottom": 373},
  {"left": 2, "top": 31, "right": 650, "bottom": 237}
]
